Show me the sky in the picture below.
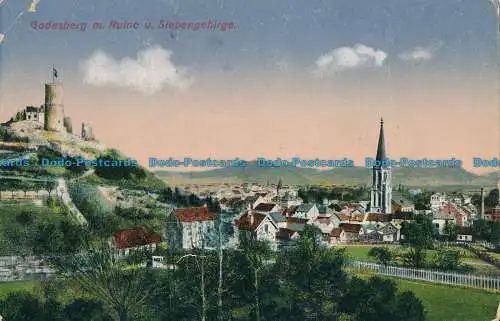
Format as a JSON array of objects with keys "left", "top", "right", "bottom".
[{"left": 0, "top": 0, "right": 499, "bottom": 173}]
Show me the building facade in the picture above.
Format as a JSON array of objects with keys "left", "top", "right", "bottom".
[{"left": 164, "top": 207, "right": 217, "bottom": 249}]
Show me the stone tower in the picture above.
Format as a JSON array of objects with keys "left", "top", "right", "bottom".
[
  {"left": 44, "top": 82, "right": 65, "bottom": 131},
  {"left": 370, "top": 118, "right": 392, "bottom": 214},
  {"left": 81, "top": 122, "right": 94, "bottom": 141},
  {"left": 63, "top": 116, "right": 73, "bottom": 134}
]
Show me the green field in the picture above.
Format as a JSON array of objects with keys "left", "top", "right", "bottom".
[
  {"left": 341, "top": 244, "right": 500, "bottom": 275},
  {"left": 0, "top": 281, "right": 38, "bottom": 298},
  {"left": 340, "top": 244, "right": 398, "bottom": 262},
  {"left": 397, "top": 279, "right": 499, "bottom": 321},
  {"left": 349, "top": 269, "right": 499, "bottom": 321}
]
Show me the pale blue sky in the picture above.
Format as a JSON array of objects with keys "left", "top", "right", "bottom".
[{"left": 0, "top": 0, "right": 497, "bottom": 78}]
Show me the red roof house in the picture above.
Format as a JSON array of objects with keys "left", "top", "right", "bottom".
[
  {"left": 174, "top": 207, "right": 216, "bottom": 222},
  {"left": 113, "top": 227, "right": 162, "bottom": 250}
]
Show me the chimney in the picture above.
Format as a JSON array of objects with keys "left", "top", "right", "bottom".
[
  {"left": 248, "top": 211, "right": 254, "bottom": 225},
  {"left": 481, "top": 187, "right": 485, "bottom": 218}
]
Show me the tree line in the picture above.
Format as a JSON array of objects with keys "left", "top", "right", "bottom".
[{"left": 0, "top": 227, "right": 425, "bottom": 321}]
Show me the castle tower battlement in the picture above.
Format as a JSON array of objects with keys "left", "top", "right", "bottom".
[{"left": 44, "top": 82, "right": 65, "bottom": 132}]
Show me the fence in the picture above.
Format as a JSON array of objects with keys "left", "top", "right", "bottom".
[
  {"left": 347, "top": 260, "right": 500, "bottom": 290},
  {"left": 0, "top": 190, "right": 55, "bottom": 201}
]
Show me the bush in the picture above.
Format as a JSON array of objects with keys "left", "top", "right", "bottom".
[
  {"left": 368, "top": 247, "right": 393, "bottom": 265},
  {"left": 430, "top": 249, "right": 461, "bottom": 271},
  {"left": 0, "top": 126, "right": 29, "bottom": 143}
]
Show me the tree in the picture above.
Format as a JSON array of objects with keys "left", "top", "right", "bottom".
[
  {"left": 402, "top": 247, "right": 426, "bottom": 268},
  {"left": 188, "top": 194, "right": 201, "bottom": 206},
  {"left": 393, "top": 291, "right": 426, "bottom": 321},
  {"left": 31, "top": 221, "right": 65, "bottom": 255},
  {"left": 413, "top": 191, "right": 432, "bottom": 211},
  {"left": 206, "top": 196, "right": 221, "bottom": 213},
  {"left": 442, "top": 221, "right": 459, "bottom": 241},
  {"left": 485, "top": 188, "right": 499, "bottom": 208},
  {"left": 159, "top": 187, "right": 173, "bottom": 203},
  {"left": 0, "top": 292, "right": 61, "bottom": 321},
  {"left": 399, "top": 215, "right": 435, "bottom": 269},
  {"left": 271, "top": 225, "right": 348, "bottom": 320},
  {"left": 340, "top": 276, "right": 425, "bottom": 321},
  {"left": 94, "top": 153, "right": 147, "bottom": 181},
  {"left": 45, "top": 180, "right": 57, "bottom": 197},
  {"left": 49, "top": 242, "right": 162, "bottom": 321},
  {"left": 238, "top": 236, "right": 272, "bottom": 321},
  {"left": 297, "top": 188, "right": 308, "bottom": 203},
  {"left": 472, "top": 219, "right": 500, "bottom": 245},
  {"left": 15, "top": 211, "right": 35, "bottom": 225},
  {"left": 368, "top": 247, "right": 393, "bottom": 265},
  {"left": 63, "top": 298, "right": 114, "bottom": 321},
  {"left": 400, "top": 215, "right": 435, "bottom": 248}
]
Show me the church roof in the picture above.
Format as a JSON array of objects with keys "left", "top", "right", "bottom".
[{"left": 375, "top": 118, "right": 386, "bottom": 162}]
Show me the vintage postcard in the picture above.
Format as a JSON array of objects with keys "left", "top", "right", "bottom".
[{"left": 0, "top": 1, "right": 499, "bottom": 320}]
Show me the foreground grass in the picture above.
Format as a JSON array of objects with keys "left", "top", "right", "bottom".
[
  {"left": 0, "top": 281, "right": 38, "bottom": 298},
  {"left": 1, "top": 275, "right": 498, "bottom": 321},
  {"left": 350, "top": 269, "right": 499, "bottom": 321},
  {"left": 397, "top": 279, "right": 499, "bottom": 321}
]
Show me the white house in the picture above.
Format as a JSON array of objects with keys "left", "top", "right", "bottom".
[
  {"left": 164, "top": 207, "right": 217, "bottom": 249},
  {"left": 233, "top": 210, "right": 279, "bottom": 250},
  {"left": 430, "top": 193, "right": 447, "bottom": 210},
  {"left": 378, "top": 222, "right": 401, "bottom": 242},
  {"left": 432, "top": 209, "right": 455, "bottom": 234},
  {"left": 456, "top": 227, "right": 473, "bottom": 242},
  {"left": 294, "top": 203, "right": 319, "bottom": 220},
  {"left": 311, "top": 216, "right": 337, "bottom": 242}
]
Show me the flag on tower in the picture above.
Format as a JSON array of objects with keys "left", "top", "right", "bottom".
[
  {"left": 28, "top": 0, "right": 41, "bottom": 12},
  {"left": 491, "top": 0, "right": 500, "bottom": 17},
  {"left": 53, "top": 67, "right": 58, "bottom": 79}
]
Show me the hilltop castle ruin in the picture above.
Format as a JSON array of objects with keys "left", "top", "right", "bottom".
[{"left": 9, "top": 71, "right": 96, "bottom": 141}]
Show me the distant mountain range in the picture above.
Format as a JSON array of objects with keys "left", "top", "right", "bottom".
[{"left": 155, "top": 161, "right": 500, "bottom": 188}]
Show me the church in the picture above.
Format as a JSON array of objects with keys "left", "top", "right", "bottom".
[{"left": 369, "top": 118, "right": 392, "bottom": 214}]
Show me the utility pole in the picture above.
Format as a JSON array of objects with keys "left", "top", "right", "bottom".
[
  {"left": 481, "top": 187, "right": 485, "bottom": 219},
  {"left": 218, "top": 211, "right": 223, "bottom": 320},
  {"left": 201, "top": 252, "right": 206, "bottom": 321}
]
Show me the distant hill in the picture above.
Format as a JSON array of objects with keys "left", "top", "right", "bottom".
[{"left": 155, "top": 161, "right": 500, "bottom": 187}]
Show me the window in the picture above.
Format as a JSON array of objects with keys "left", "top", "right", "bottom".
[{"left": 264, "top": 224, "right": 268, "bottom": 233}]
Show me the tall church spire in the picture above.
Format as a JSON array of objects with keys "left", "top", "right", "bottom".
[
  {"left": 370, "top": 118, "right": 392, "bottom": 214},
  {"left": 375, "top": 118, "right": 386, "bottom": 161}
]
